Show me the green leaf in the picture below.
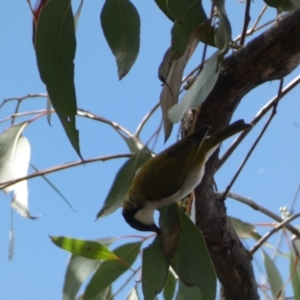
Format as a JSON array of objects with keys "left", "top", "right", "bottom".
[
  {"left": 154, "top": 0, "right": 174, "bottom": 21},
  {"left": 142, "top": 236, "right": 169, "bottom": 300},
  {"left": 229, "top": 216, "right": 259, "bottom": 240},
  {"left": 170, "top": 21, "right": 192, "bottom": 59},
  {"left": 175, "top": 280, "right": 202, "bottom": 299},
  {"left": 63, "top": 238, "right": 115, "bottom": 300},
  {"left": 168, "top": 0, "right": 206, "bottom": 58},
  {"left": 161, "top": 204, "right": 216, "bottom": 300},
  {"left": 262, "top": 249, "right": 284, "bottom": 298},
  {"left": 51, "top": 236, "right": 118, "bottom": 260},
  {"left": 168, "top": 51, "right": 219, "bottom": 123},
  {"left": 213, "top": 0, "right": 231, "bottom": 55},
  {"left": 100, "top": 0, "right": 140, "bottom": 79},
  {"left": 35, "top": 0, "right": 81, "bottom": 158},
  {"left": 167, "top": 0, "right": 207, "bottom": 59},
  {"left": 96, "top": 150, "right": 152, "bottom": 219},
  {"left": 84, "top": 242, "right": 142, "bottom": 300},
  {"left": 290, "top": 240, "right": 300, "bottom": 300},
  {"left": 163, "top": 270, "right": 177, "bottom": 300}
]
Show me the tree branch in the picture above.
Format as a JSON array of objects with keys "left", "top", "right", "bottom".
[{"left": 192, "top": 9, "right": 300, "bottom": 300}]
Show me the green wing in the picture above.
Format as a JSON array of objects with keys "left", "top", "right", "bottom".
[{"left": 134, "top": 126, "right": 209, "bottom": 199}]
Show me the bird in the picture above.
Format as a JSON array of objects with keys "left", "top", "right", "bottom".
[{"left": 122, "top": 120, "right": 252, "bottom": 234}]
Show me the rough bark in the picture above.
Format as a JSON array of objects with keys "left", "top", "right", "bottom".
[{"left": 193, "top": 9, "right": 300, "bottom": 300}]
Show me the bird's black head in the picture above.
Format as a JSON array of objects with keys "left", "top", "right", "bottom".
[{"left": 122, "top": 206, "right": 161, "bottom": 234}]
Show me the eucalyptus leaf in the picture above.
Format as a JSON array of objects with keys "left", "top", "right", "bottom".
[
  {"left": 96, "top": 150, "right": 152, "bottom": 219},
  {"left": 262, "top": 249, "right": 284, "bottom": 298},
  {"left": 168, "top": 51, "right": 219, "bottom": 123},
  {"left": 63, "top": 238, "right": 115, "bottom": 300},
  {"left": 290, "top": 240, "right": 300, "bottom": 300},
  {"left": 142, "top": 236, "right": 169, "bottom": 300},
  {"left": 0, "top": 122, "right": 36, "bottom": 219},
  {"left": 51, "top": 236, "right": 117, "bottom": 261},
  {"left": 84, "top": 242, "right": 142, "bottom": 300},
  {"left": 100, "top": 0, "right": 140, "bottom": 79},
  {"left": 163, "top": 269, "right": 177, "bottom": 300},
  {"left": 161, "top": 204, "right": 216, "bottom": 300},
  {"left": 35, "top": 0, "right": 82, "bottom": 158},
  {"left": 167, "top": 0, "right": 206, "bottom": 59},
  {"left": 175, "top": 280, "right": 202, "bottom": 299},
  {"left": 213, "top": 0, "right": 232, "bottom": 56}
]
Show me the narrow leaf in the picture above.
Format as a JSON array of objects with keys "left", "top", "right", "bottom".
[
  {"left": 163, "top": 270, "right": 177, "bottom": 300},
  {"left": 0, "top": 123, "right": 37, "bottom": 218},
  {"left": 175, "top": 280, "right": 202, "bottom": 299},
  {"left": 126, "top": 287, "right": 140, "bottom": 300},
  {"left": 96, "top": 150, "right": 152, "bottom": 219},
  {"left": 63, "top": 237, "right": 115, "bottom": 300},
  {"left": 160, "top": 33, "right": 199, "bottom": 141},
  {"left": 290, "top": 240, "right": 300, "bottom": 300},
  {"left": 84, "top": 242, "right": 142, "bottom": 300},
  {"left": 161, "top": 204, "right": 216, "bottom": 300},
  {"left": 168, "top": 51, "right": 219, "bottom": 123},
  {"left": 167, "top": 0, "right": 207, "bottom": 58},
  {"left": 262, "top": 249, "right": 284, "bottom": 298},
  {"left": 154, "top": 0, "right": 174, "bottom": 21},
  {"left": 229, "top": 216, "right": 259, "bottom": 240},
  {"left": 35, "top": 0, "right": 82, "bottom": 158},
  {"left": 213, "top": 0, "right": 232, "bottom": 55},
  {"left": 30, "top": 163, "right": 76, "bottom": 212},
  {"left": 142, "top": 236, "right": 169, "bottom": 300},
  {"left": 10, "top": 136, "right": 34, "bottom": 218},
  {"left": 51, "top": 236, "right": 118, "bottom": 260},
  {"left": 100, "top": 0, "right": 140, "bottom": 79}
]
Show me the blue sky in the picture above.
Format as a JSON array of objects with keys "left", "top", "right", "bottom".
[{"left": 1, "top": 1, "right": 300, "bottom": 299}]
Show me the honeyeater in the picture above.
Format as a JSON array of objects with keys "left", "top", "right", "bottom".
[{"left": 122, "top": 120, "right": 252, "bottom": 234}]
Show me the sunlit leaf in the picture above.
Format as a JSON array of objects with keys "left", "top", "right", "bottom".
[
  {"left": 51, "top": 236, "right": 118, "bottom": 260},
  {"left": 163, "top": 269, "right": 177, "bottom": 300},
  {"left": 96, "top": 150, "right": 152, "bottom": 219},
  {"left": 0, "top": 122, "right": 37, "bottom": 219},
  {"left": 10, "top": 136, "right": 32, "bottom": 218},
  {"left": 63, "top": 237, "right": 115, "bottom": 300},
  {"left": 168, "top": 51, "right": 219, "bottom": 123},
  {"left": 161, "top": 203, "right": 216, "bottom": 300},
  {"left": 35, "top": 0, "right": 82, "bottom": 158},
  {"left": 126, "top": 287, "right": 140, "bottom": 300},
  {"left": 142, "top": 236, "right": 169, "bottom": 300},
  {"left": 100, "top": 0, "right": 140, "bottom": 79},
  {"left": 262, "top": 249, "right": 284, "bottom": 298},
  {"left": 84, "top": 242, "right": 142, "bottom": 300}
]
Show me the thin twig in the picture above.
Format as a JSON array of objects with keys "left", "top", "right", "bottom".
[
  {"left": 0, "top": 109, "right": 55, "bottom": 124},
  {"left": 108, "top": 267, "right": 141, "bottom": 300},
  {"left": 0, "top": 153, "right": 132, "bottom": 191},
  {"left": 0, "top": 93, "right": 47, "bottom": 110},
  {"left": 249, "top": 213, "right": 300, "bottom": 255},
  {"left": 225, "top": 191, "right": 300, "bottom": 238},
  {"left": 240, "top": 0, "right": 251, "bottom": 46},
  {"left": 219, "top": 75, "right": 300, "bottom": 168},
  {"left": 135, "top": 102, "right": 160, "bottom": 137},
  {"left": 220, "top": 79, "right": 284, "bottom": 201}
]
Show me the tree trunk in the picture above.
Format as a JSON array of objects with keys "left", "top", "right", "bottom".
[{"left": 193, "top": 9, "right": 300, "bottom": 300}]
